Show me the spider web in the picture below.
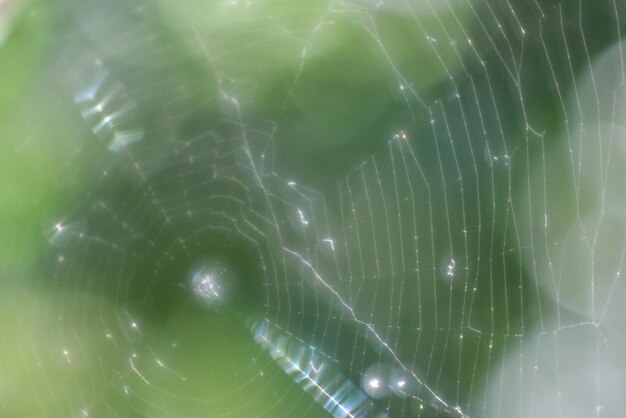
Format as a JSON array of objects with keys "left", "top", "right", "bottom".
[{"left": 7, "top": 0, "right": 626, "bottom": 417}]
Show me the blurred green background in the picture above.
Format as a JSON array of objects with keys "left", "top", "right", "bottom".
[{"left": 1, "top": 0, "right": 626, "bottom": 417}]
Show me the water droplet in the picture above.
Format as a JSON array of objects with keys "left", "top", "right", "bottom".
[
  {"left": 361, "top": 363, "right": 392, "bottom": 399},
  {"left": 191, "top": 261, "right": 235, "bottom": 309},
  {"left": 389, "top": 368, "right": 419, "bottom": 398},
  {"left": 445, "top": 259, "right": 456, "bottom": 277},
  {"left": 286, "top": 206, "right": 313, "bottom": 239},
  {"left": 322, "top": 238, "right": 335, "bottom": 252},
  {"left": 296, "top": 209, "right": 309, "bottom": 226},
  {"left": 42, "top": 212, "right": 86, "bottom": 248},
  {"left": 439, "top": 248, "right": 465, "bottom": 284}
]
